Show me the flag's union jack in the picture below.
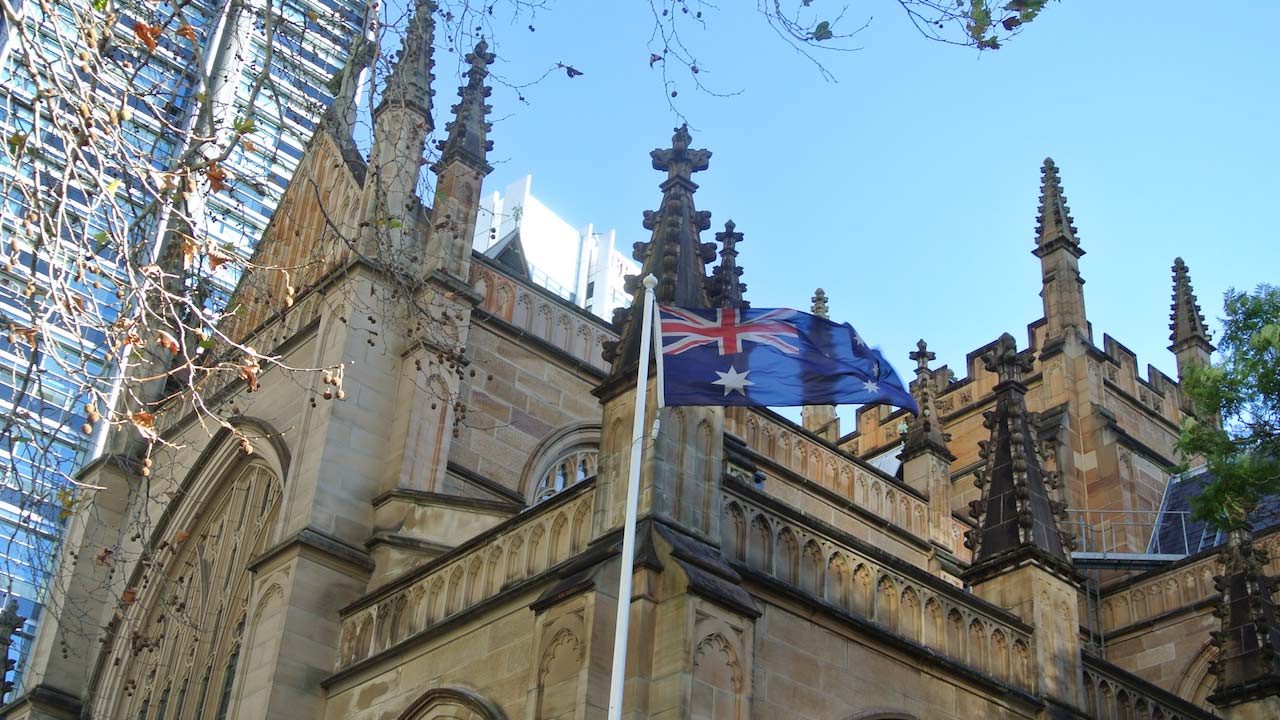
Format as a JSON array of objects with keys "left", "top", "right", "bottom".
[{"left": 659, "top": 307, "right": 801, "bottom": 356}]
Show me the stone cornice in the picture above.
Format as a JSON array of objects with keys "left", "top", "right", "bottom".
[
  {"left": 0, "top": 683, "right": 83, "bottom": 718},
  {"left": 446, "top": 461, "right": 528, "bottom": 505},
  {"left": 248, "top": 526, "right": 375, "bottom": 575},
  {"left": 370, "top": 488, "right": 522, "bottom": 515}
]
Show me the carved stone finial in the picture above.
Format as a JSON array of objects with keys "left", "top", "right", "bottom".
[
  {"left": 708, "top": 220, "right": 747, "bottom": 309},
  {"left": 810, "top": 288, "right": 829, "bottom": 319},
  {"left": 1034, "top": 157, "right": 1080, "bottom": 252},
  {"left": 1169, "top": 257, "right": 1214, "bottom": 351},
  {"left": 901, "top": 339, "right": 953, "bottom": 461},
  {"left": 910, "top": 338, "right": 935, "bottom": 374},
  {"left": 376, "top": 0, "right": 436, "bottom": 118},
  {"left": 982, "top": 333, "right": 1034, "bottom": 386},
  {"left": 433, "top": 39, "right": 495, "bottom": 173},
  {"left": 0, "top": 598, "right": 21, "bottom": 639},
  {"left": 602, "top": 126, "right": 716, "bottom": 377},
  {"left": 651, "top": 123, "right": 712, "bottom": 186}
]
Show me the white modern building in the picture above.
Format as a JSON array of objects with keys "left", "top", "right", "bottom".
[{"left": 473, "top": 176, "right": 638, "bottom": 320}]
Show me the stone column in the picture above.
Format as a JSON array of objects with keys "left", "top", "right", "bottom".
[{"left": 5, "top": 458, "right": 141, "bottom": 719}]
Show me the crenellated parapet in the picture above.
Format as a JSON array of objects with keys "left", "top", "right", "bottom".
[{"left": 1099, "top": 333, "right": 1186, "bottom": 428}]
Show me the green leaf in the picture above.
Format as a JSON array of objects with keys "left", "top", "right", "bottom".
[
  {"left": 1177, "top": 284, "right": 1280, "bottom": 531},
  {"left": 811, "top": 20, "right": 834, "bottom": 41}
]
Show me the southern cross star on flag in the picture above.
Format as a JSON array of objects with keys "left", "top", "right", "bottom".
[{"left": 657, "top": 306, "right": 918, "bottom": 413}]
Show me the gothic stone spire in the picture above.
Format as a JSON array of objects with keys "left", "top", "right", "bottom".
[
  {"left": 1208, "top": 527, "right": 1280, "bottom": 709},
  {"left": 964, "top": 334, "right": 1072, "bottom": 578},
  {"left": 1032, "top": 158, "right": 1088, "bottom": 339},
  {"left": 707, "top": 220, "right": 748, "bottom": 309},
  {"left": 1169, "top": 257, "right": 1215, "bottom": 354},
  {"left": 376, "top": 0, "right": 436, "bottom": 118},
  {"left": 900, "top": 339, "right": 954, "bottom": 461},
  {"left": 434, "top": 40, "right": 495, "bottom": 174},
  {"left": 1034, "top": 157, "right": 1081, "bottom": 253},
  {"left": 602, "top": 124, "right": 716, "bottom": 379}
]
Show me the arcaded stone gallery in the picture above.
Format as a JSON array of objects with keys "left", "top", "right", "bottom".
[{"left": 7, "top": 3, "right": 1278, "bottom": 720}]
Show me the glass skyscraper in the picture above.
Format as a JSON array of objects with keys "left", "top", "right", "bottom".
[{"left": 0, "top": 0, "right": 365, "bottom": 695}]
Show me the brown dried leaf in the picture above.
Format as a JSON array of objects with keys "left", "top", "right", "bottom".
[
  {"left": 239, "top": 363, "right": 260, "bottom": 392},
  {"left": 181, "top": 238, "right": 198, "bottom": 268},
  {"left": 206, "top": 248, "right": 235, "bottom": 271},
  {"left": 206, "top": 162, "right": 228, "bottom": 193},
  {"left": 132, "top": 23, "right": 161, "bottom": 53},
  {"left": 157, "top": 330, "right": 180, "bottom": 355},
  {"left": 129, "top": 411, "right": 157, "bottom": 439}
]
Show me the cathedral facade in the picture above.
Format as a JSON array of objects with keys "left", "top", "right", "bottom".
[{"left": 6, "top": 3, "right": 1280, "bottom": 719}]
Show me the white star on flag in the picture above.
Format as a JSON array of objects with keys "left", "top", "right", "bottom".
[
  {"left": 862, "top": 379, "right": 879, "bottom": 393},
  {"left": 712, "top": 365, "right": 754, "bottom": 397}
]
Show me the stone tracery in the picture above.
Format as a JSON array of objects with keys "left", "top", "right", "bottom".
[{"left": 104, "top": 461, "right": 282, "bottom": 720}]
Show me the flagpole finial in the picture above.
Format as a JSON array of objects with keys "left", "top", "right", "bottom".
[{"left": 643, "top": 274, "right": 658, "bottom": 290}]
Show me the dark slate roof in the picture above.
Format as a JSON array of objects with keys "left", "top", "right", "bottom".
[
  {"left": 1150, "top": 467, "right": 1280, "bottom": 555},
  {"left": 484, "top": 230, "right": 531, "bottom": 281}
]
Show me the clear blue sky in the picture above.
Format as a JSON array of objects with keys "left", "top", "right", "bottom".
[{"left": 423, "top": 1, "right": 1279, "bottom": 385}]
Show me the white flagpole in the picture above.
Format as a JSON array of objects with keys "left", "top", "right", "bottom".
[{"left": 606, "top": 273, "right": 658, "bottom": 720}]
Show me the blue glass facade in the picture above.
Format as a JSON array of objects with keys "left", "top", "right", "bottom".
[{"left": 0, "top": 0, "right": 364, "bottom": 697}]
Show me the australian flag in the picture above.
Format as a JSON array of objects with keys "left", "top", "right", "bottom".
[{"left": 658, "top": 306, "right": 918, "bottom": 413}]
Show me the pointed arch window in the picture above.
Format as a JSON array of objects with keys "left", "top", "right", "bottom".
[
  {"left": 100, "top": 459, "right": 283, "bottom": 720},
  {"left": 213, "top": 644, "right": 241, "bottom": 720},
  {"left": 154, "top": 685, "right": 171, "bottom": 720},
  {"left": 194, "top": 664, "right": 213, "bottom": 720},
  {"left": 172, "top": 677, "right": 189, "bottom": 720}
]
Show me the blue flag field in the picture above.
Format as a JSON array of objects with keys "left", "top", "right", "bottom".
[{"left": 657, "top": 306, "right": 918, "bottom": 413}]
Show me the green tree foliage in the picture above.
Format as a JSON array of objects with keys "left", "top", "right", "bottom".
[{"left": 1178, "top": 285, "right": 1280, "bottom": 530}]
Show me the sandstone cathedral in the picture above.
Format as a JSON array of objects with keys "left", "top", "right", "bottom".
[{"left": 6, "top": 2, "right": 1279, "bottom": 719}]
